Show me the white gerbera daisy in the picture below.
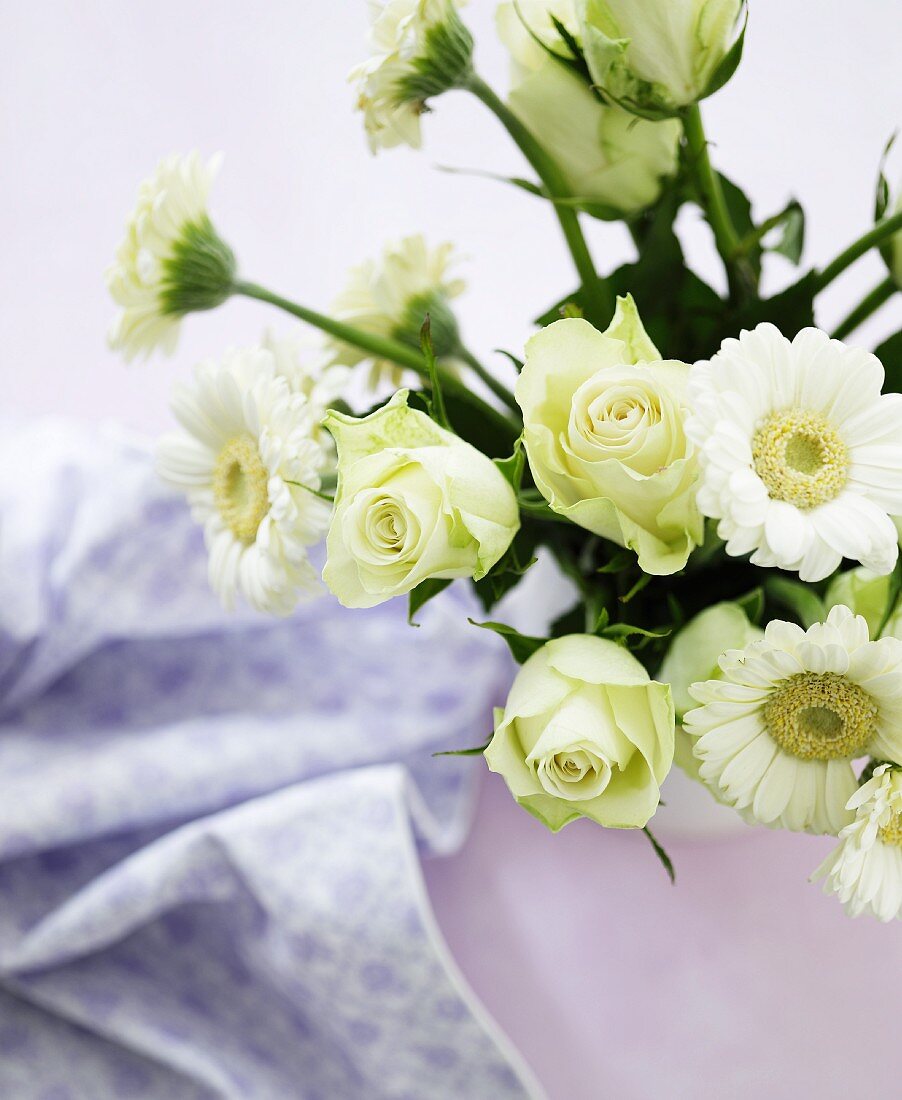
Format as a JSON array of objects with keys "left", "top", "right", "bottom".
[
  {"left": 686, "top": 324, "right": 902, "bottom": 582},
  {"left": 157, "top": 346, "right": 333, "bottom": 615},
  {"left": 813, "top": 763, "right": 902, "bottom": 921},
  {"left": 684, "top": 605, "right": 902, "bottom": 833},
  {"left": 351, "top": 0, "right": 473, "bottom": 153},
  {"left": 326, "top": 235, "right": 465, "bottom": 389},
  {"left": 106, "top": 152, "right": 235, "bottom": 363}
]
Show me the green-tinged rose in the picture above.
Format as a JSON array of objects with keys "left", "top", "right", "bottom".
[
  {"left": 516, "top": 295, "right": 703, "bottom": 574},
  {"left": 486, "top": 634, "right": 674, "bottom": 831},
  {"left": 826, "top": 568, "right": 902, "bottom": 640},
  {"left": 496, "top": 1, "right": 680, "bottom": 216},
  {"left": 576, "top": 0, "right": 745, "bottom": 118},
  {"left": 323, "top": 391, "right": 519, "bottom": 608},
  {"left": 658, "top": 603, "right": 763, "bottom": 785}
]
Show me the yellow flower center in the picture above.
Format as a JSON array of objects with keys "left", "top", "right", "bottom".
[
  {"left": 213, "top": 435, "right": 270, "bottom": 544},
  {"left": 763, "top": 672, "right": 877, "bottom": 761},
  {"left": 879, "top": 812, "right": 902, "bottom": 847},
  {"left": 751, "top": 409, "right": 848, "bottom": 509}
]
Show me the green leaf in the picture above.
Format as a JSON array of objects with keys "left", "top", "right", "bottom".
[
  {"left": 717, "top": 172, "right": 761, "bottom": 281},
  {"left": 769, "top": 200, "right": 806, "bottom": 265},
  {"left": 494, "top": 348, "right": 525, "bottom": 373},
  {"left": 597, "top": 550, "right": 636, "bottom": 575},
  {"left": 435, "top": 162, "right": 545, "bottom": 199},
  {"left": 420, "top": 316, "right": 451, "bottom": 430},
  {"left": 494, "top": 436, "right": 526, "bottom": 493},
  {"left": 471, "top": 525, "right": 540, "bottom": 612},
  {"left": 765, "top": 576, "right": 825, "bottom": 628},
  {"left": 468, "top": 618, "right": 547, "bottom": 664},
  {"left": 408, "top": 578, "right": 453, "bottom": 626},
  {"left": 643, "top": 825, "right": 676, "bottom": 884},
  {"left": 736, "top": 586, "right": 765, "bottom": 624},
  {"left": 534, "top": 286, "right": 597, "bottom": 328},
  {"left": 700, "top": 9, "right": 747, "bottom": 101},
  {"left": 602, "top": 623, "right": 672, "bottom": 642},
  {"left": 876, "top": 330, "right": 902, "bottom": 394},
  {"left": 433, "top": 742, "right": 490, "bottom": 757},
  {"left": 609, "top": 189, "right": 725, "bottom": 359},
  {"left": 727, "top": 272, "right": 817, "bottom": 341}
]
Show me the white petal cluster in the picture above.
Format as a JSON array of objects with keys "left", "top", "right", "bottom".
[
  {"left": 351, "top": 0, "right": 471, "bottom": 152},
  {"left": 814, "top": 764, "right": 902, "bottom": 921},
  {"left": 326, "top": 234, "right": 465, "bottom": 388},
  {"left": 157, "top": 343, "right": 338, "bottom": 615},
  {"left": 684, "top": 606, "right": 902, "bottom": 834},
  {"left": 106, "top": 152, "right": 225, "bottom": 362},
  {"left": 686, "top": 324, "right": 902, "bottom": 581}
]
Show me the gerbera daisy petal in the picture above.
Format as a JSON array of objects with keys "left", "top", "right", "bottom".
[
  {"left": 685, "top": 610, "right": 902, "bottom": 833},
  {"left": 686, "top": 324, "right": 902, "bottom": 579},
  {"left": 157, "top": 343, "right": 336, "bottom": 614}
]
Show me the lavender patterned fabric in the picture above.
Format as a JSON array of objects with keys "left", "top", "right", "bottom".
[{"left": 0, "top": 420, "right": 542, "bottom": 1099}]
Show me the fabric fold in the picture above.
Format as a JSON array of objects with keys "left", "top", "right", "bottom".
[{"left": 0, "top": 420, "right": 541, "bottom": 1099}]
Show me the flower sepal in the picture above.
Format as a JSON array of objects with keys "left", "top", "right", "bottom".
[{"left": 159, "top": 214, "right": 236, "bottom": 318}]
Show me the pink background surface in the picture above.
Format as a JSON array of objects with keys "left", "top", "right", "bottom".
[{"left": 4, "top": 2, "right": 902, "bottom": 1097}]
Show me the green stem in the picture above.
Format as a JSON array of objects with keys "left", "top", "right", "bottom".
[
  {"left": 233, "top": 280, "right": 518, "bottom": 442},
  {"left": 831, "top": 276, "right": 896, "bottom": 341},
  {"left": 683, "top": 105, "right": 752, "bottom": 299},
  {"left": 456, "top": 346, "right": 519, "bottom": 413},
  {"left": 465, "top": 73, "right": 614, "bottom": 324},
  {"left": 816, "top": 212, "right": 902, "bottom": 292}
]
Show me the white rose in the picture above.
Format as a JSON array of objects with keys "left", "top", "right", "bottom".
[
  {"left": 496, "top": 1, "right": 680, "bottom": 215},
  {"left": 516, "top": 295, "right": 703, "bottom": 575},
  {"left": 486, "top": 634, "right": 675, "bottom": 831},
  {"left": 323, "top": 391, "right": 520, "bottom": 608}
]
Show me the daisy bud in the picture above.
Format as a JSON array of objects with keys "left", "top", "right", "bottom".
[
  {"left": 575, "top": 0, "right": 746, "bottom": 119},
  {"left": 326, "top": 235, "right": 465, "bottom": 389},
  {"left": 351, "top": 0, "right": 474, "bottom": 152},
  {"left": 106, "top": 152, "right": 235, "bottom": 362}
]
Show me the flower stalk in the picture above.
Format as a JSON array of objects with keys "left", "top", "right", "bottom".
[
  {"left": 683, "top": 105, "right": 754, "bottom": 300},
  {"left": 464, "top": 72, "right": 615, "bottom": 324},
  {"left": 830, "top": 276, "right": 896, "bottom": 341},
  {"left": 816, "top": 210, "right": 902, "bottom": 293},
  {"left": 232, "top": 280, "right": 519, "bottom": 442}
]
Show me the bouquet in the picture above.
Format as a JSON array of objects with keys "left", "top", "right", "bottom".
[{"left": 106, "top": 1, "right": 902, "bottom": 920}]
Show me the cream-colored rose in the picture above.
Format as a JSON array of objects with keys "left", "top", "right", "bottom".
[
  {"left": 576, "top": 0, "right": 744, "bottom": 117},
  {"left": 496, "top": 1, "right": 680, "bottom": 216},
  {"left": 323, "top": 391, "right": 519, "bottom": 608},
  {"left": 486, "top": 634, "right": 674, "bottom": 831},
  {"left": 516, "top": 295, "right": 703, "bottom": 575}
]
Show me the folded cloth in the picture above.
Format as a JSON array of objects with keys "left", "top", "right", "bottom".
[{"left": 0, "top": 421, "right": 541, "bottom": 1100}]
